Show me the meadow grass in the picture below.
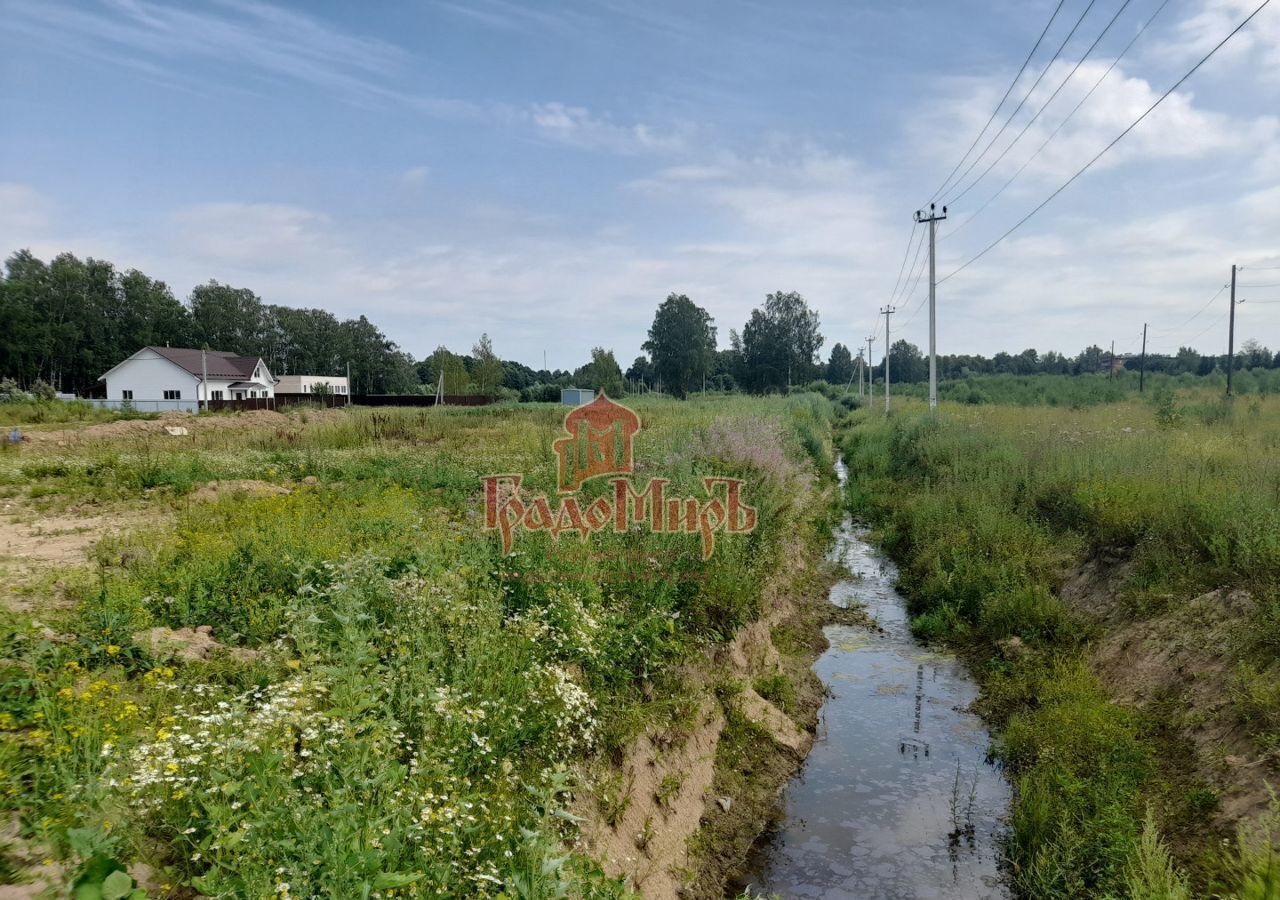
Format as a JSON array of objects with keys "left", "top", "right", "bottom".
[
  {"left": 837, "top": 390, "right": 1280, "bottom": 898},
  {"left": 0, "top": 395, "right": 835, "bottom": 897},
  {"left": 0, "top": 399, "right": 158, "bottom": 428}
]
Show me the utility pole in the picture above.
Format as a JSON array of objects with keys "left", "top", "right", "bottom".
[
  {"left": 915, "top": 203, "right": 947, "bottom": 416},
  {"left": 1227, "top": 263, "right": 1238, "bottom": 397},
  {"left": 346, "top": 361, "right": 352, "bottom": 397},
  {"left": 880, "top": 305, "right": 895, "bottom": 413},
  {"left": 857, "top": 349, "right": 864, "bottom": 397},
  {"left": 866, "top": 334, "right": 877, "bottom": 400},
  {"left": 1139, "top": 324, "right": 1148, "bottom": 393},
  {"left": 1108, "top": 341, "right": 1115, "bottom": 380}
]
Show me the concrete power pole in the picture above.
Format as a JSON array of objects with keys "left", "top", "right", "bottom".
[
  {"left": 1139, "top": 323, "right": 1148, "bottom": 393},
  {"left": 915, "top": 203, "right": 947, "bottom": 416},
  {"left": 1227, "top": 263, "right": 1238, "bottom": 397},
  {"left": 880, "top": 305, "right": 896, "bottom": 413},
  {"left": 865, "top": 334, "right": 877, "bottom": 401}
]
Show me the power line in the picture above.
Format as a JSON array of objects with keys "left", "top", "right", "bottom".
[
  {"left": 945, "top": 0, "right": 1135, "bottom": 207},
  {"left": 1240, "top": 281, "right": 1280, "bottom": 288},
  {"left": 938, "top": 0, "right": 1275, "bottom": 285},
  {"left": 894, "top": 222, "right": 930, "bottom": 307},
  {"left": 1149, "top": 284, "right": 1228, "bottom": 336},
  {"left": 942, "top": 0, "right": 1172, "bottom": 243},
  {"left": 941, "top": 0, "right": 1104, "bottom": 207},
  {"left": 928, "top": 0, "right": 1067, "bottom": 203},
  {"left": 886, "top": 221, "right": 921, "bottom": 305}
]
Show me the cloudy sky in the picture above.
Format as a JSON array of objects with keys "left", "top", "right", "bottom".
[{"left": 2, "top": 0, "right": 1278, "bottom": 370}]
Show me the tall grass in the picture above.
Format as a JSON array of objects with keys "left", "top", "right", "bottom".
[{"left": 836, "top": 392, "right": 1280, "bottom": 897}]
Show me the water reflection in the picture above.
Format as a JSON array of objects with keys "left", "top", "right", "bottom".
[{"left": 736, "top": 459, "right": 1009, "bottom": 900}]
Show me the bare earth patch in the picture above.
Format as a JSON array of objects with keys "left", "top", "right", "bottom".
[
  {"left": 0, "top": 504, "right": 164, "bottom": 608},
  {"left": 21, "top": 409, "right": 347, "bottom": 446}
]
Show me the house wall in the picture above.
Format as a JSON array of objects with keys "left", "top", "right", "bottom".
[
  {"left": 105, "top": 351, "right": 198, "bottom": 401},
  {"left": 201, "top": 379, "right": 238, "bottom": 402},
  {"left": 276, "top": 375, "right": 348, "bottom": 394}
]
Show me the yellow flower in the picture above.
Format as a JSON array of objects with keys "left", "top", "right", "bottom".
[{"left": 105, "top": 645, "right": 121, "bottom": 656}]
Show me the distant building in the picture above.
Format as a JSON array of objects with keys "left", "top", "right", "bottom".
[
  {"left": 98, "top": 347, "right": 277, "bottom": 410},
  {"left": 561, "top": 387, "right": 595, "bottom": 406},
  {"left": 276, "top": 375, "right": 349, "bottom": 396}
]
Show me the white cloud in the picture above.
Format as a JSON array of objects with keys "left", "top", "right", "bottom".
[
  {"left": 1175, "top": 0, "right": 1280, "bottom": 83},
  {"left": 527, "top": 102, "right": 691, "bottom": 155},
  {"left": 917, "top": 58, "right": 1271, "bottom": 202}
]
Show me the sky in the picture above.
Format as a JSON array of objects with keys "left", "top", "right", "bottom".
[{"left": 1, "top": 0, "right": 1278, "bottom": 371}]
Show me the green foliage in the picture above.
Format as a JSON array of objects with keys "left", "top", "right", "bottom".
[
  {"left": 643, "top": 294, "right": 717, "bottom": 399},
  {"left": 471, "top": 333, "right": 505, "bottom": 397},
  {"left": 736, "top": 291, "right": 824, "bottom": 393},
  {"left": 573, "top": 347, "right": 625, "bottom": 397},
  {"left": 1122, "top": 809, "right": 1191, "bottom": 900},
  {"left": 2, "top": 396, "right": 832, "bottom": 895},
  {"left": 830, "top": 394, "right": 1280, "bottom": 897}
]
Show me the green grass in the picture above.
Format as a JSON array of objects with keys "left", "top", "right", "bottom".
[
  {"left": 0, "top": 399, "right": 158, "bottom": 427},
  {"left": 836, "top": 390, "right": 1280, "bottom": 898},
  {"left": 0, "top": 395, "right": 833, "bottom": 896}
]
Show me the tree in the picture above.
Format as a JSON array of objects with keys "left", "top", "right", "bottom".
[
  {"left": 422, "top": 346, "right": 469, "bottom": 395},
  {"left": 642, "top": 293, "right": 717, "bottom": 399},
  {"left": 190, "top": 281, "right": 270, "bottom": 356},
  {"left": 737, "top": 292, "right": 823, "bottom": 393},
  {"left": 887, "top": 340, "right": 927, "bottom": 383},
  {"left": 1073, "top": 345, "right": 1105, "bottom": 375},
  {"left": 471, "top": 333, "right": 504, "bottom": 397},
  {"left": 574, "top": 347, "right": 624, "bottom": 397},
  {"left": 826, "top": 343, "right": 854, "bottom": 385},
  {"left": 626, "top": 356, "right": 655, "bottom": 389}
]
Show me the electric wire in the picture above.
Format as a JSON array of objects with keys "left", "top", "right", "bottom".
[
  {"left": 941, "top": 0, "right": 1104, "bottom": 207},
  {"left": 942, "top": 0, "right": 1172, "bottom": 242},
  {"left": 945, "top": 0, "right": 1135, "bottom": 207},
  {"left": 928, "top": 0, "right": 1068, "bottom": 203},
  {"left": 937, "top": 0, "right": 1275, "bottom": 285},
  {"left": 1148, "top": 284, "right": 1228, "bottom": 337}
]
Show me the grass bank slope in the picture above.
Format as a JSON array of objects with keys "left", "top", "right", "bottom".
[{"left": 838, "top": 394, "right": 1280, "bottom": 899}]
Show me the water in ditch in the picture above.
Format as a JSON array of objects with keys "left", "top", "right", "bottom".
[{"left": 736, "top": 457, "right": 1011, "bottom": 899}]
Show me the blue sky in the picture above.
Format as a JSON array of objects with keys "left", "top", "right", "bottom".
[{"left": 2, "top": 0, "right": 1278, "bottom": 370}]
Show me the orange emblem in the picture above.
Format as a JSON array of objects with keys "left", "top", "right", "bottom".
[{"left": 552, "top": 393, "right": 641, "bottom": 493}]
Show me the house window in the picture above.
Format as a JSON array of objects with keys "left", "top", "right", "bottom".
[
  {"left": 121, "top": 390, "right": 134, "bottom": 400},
  {"left": 211, "top": 390, "right": 223, "bottom": 400},
  {"left": 163, "top": 389, "right": 181, "bottom": 400}
]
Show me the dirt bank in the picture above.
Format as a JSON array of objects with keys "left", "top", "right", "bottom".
[{"left": 1058, "top": 552, "right": 1280, "bottom": 874}]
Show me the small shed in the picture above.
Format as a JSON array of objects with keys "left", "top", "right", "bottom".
[{"left": 561, "top": 387, "right": 595, "bottom": 406}]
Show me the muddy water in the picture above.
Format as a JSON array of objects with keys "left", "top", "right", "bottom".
[{"left": 738, "top": 457, "right": 1010, "bottom": 899}]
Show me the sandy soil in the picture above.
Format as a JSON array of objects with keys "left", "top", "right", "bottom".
[
  {"left": 20, "top": 408, "right": 347, "bottom": 446},
  {"left": 0, "top": 504, "right": 163, "bottom": 607}
]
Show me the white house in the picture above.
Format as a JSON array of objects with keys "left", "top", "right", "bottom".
[
  {"left": 98, "top": 347, "right": 278, "bottom": 409},
  {"left": 275, "top": 374, "right": 349, "bottom": 396}
]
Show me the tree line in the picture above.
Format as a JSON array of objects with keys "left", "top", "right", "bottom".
[
  {"left": 4, "top": 248, "right": 1268, "bottom": 401},
  {"left": 0, "top": 251, "right": 419, "bottom": 395}
]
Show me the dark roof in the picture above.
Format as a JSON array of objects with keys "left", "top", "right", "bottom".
[{"left": 148, "top": 347, "right": 264, "bottom": 379}]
